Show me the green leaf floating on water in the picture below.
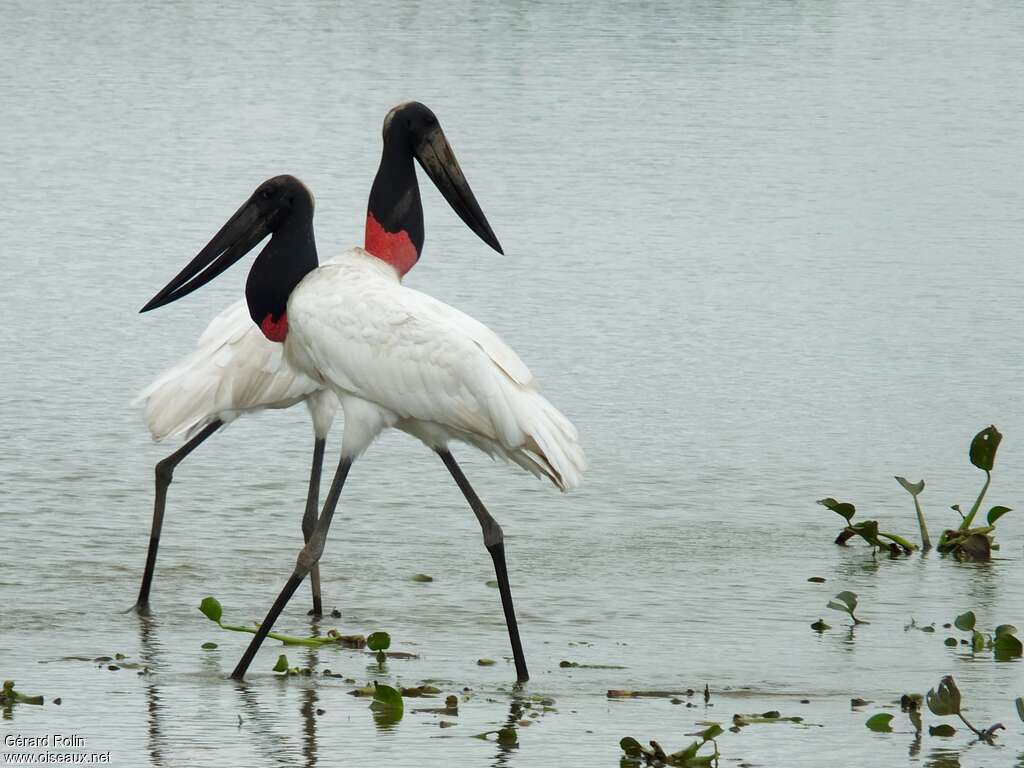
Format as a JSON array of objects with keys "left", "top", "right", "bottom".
[
  {"left": 943, "top": 637, "right": 958, "bottom": 647},
  {"left": 993, "top": 631, "right": 1023, "bottom": 660},
  {"left": 366, "top": 632, "right": 391, "bottom": 651},
  {"left": 273, "top": 654, "right": 289, "bottom": 673},
  {"left": 811, "top": 619, "right": 831, "bottom": 632},
  {"left": 953, "top": 611, "right": 976, "bottom": 632},
  {"left": 969, "top": 425, "right": 1002, "bottom": 472},
  {"left": 201, "top": 642, "right": 218, "bottom": 650},
  {"left": 865, "top": 713, "right": 894, "bottom": 732},
  {"left": 1015, "top": 697, "right": 1024, "bottom": 722},
  {"left": 929, "top": 724, "right": 956, "bottom": 737},
  {"left": 370, "top": 683, "right": 404, "bottom": 717}
]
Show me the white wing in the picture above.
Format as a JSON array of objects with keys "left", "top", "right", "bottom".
[
  {"left": 288, "top": 250, "right": 584, "bottom": 490},
  {"left": 135, "top": 299, "right": 328, "bottom": 441}
]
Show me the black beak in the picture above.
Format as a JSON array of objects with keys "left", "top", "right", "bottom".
[
  {"left": 140, "top": 197, "right": 273, "bottom": 313},
  {"left": 414, "top": 126, "right": 503, "bottom": 255}
]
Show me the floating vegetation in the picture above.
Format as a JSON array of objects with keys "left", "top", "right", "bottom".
[
  {"left": 198, "top": 596, "right": 377, "bottom": 649},
  {"left": 201, "top": 642, "right": 218, "bottom": 650},
  {"left": 826, "top": 591, "right": 866, "bottom": 625},
  {"left": 558, "top": 660, "right": 627, "bottom": 669},
  {"left": 367, "top": 631, "right": 391, "bottom": 665},
  {"left": 474, "top": 726, "right": 518, "bottom": 746},
  {"left": 817, "top": 498, "right": 915, "bottom": 555},
  {"left": 412, "top": 694, "right": 459, "bottom": 715},
  {"left": 731, "top": 711, "right": 804, "bottom": 728},
  {"left": 926, "top": 675, "right": 1004, "bottom": 742},
  {"left": 810, "top": 618, "right": 831, "bottom": 632},
  {"left": 369, "top": 683, "right": 403, "bottom": 717},
  {"left": 477, "top": 658, "right": 496, "bottom": 666},
  {"left": 608, "top": 689, "right": 696, "bottom": 699},
  {"left": 899, "top": 426, "right": 1011, "bottom": 560},
  {"left": 411, "top": 573, "right": 434, "bottom": 582},
  {"left": 619, "top": 723, "right": 721, "bottom": 766},
  {"left": 1, "top": 680, "right": 44, "bottom": 708},
  {"left": 949, "top": 612, "right": 1022, "bottom": 659},
  {"left": 271, "top": 654, "right": 309, "bottom": 676},
  {"left": 865, "top": 713, "right": 894, "bottom": 732}
]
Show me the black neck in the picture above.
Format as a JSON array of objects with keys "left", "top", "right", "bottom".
[
  {"left": 246, "top": 214, "right": 317, "bottom": 326},
  {"left": 367, "top": 142, "right": 424, "bottom": 253}
]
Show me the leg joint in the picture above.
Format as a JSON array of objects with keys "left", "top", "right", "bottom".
[
  {"left": 482, "top": 519, "right": 504, "bottom": 549},
  {"left": 155, "top": 459, "right": 174, "bottom": 485}
]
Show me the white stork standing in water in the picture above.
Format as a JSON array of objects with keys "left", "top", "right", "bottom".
[
  {"left": 140, "top": 102, "right": 585, "bottom": 682},
  {"left": 131, "top": 298, "right": 338, "bottom": 617}
]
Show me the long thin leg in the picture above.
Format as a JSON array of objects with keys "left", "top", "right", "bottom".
[
  {"left": 133, "top": 420, "right": 223, "bottom": 613},
  {"left": 304, "top": 437, "right": 326, "bottom": 617},
  {"left": 437, "top": 449, "right": 529, "bottom": 683},
  {"left": 231, "top": 455, "right": 353, "bottom": 680}
]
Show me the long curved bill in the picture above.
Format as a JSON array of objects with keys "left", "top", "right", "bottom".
[
  {"left": 414, "top": 127, "right": 503, "bottom": 255},
  {"left": 140, "top": 197, "right": 271, "bottom": 313}
]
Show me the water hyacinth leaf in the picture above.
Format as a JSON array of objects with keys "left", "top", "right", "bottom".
[
  {"left": 953, "top": 611, "right": 976, "bottom": 632},
  {"left": 811, "top": 619, "right": 831, "bottom": 632},
  {"left": 895, "top": 477, "right": 925, "bottom": 496},
  {"left": 944, "top": 637, "right": 958, "bottom": 647},
  {"left": 477, "top": 658, "right": 496, "bottom": 666},
  {"left": 807, "top": 577, "right": 826, "bottom": 583},
  {"left": 273, "top": 654, "right": 289, "bottom": 673},
  {"left": 619, "top": 737, "right": 646, "bottom": 758},
  {"left": 987, "top": 506, "right": 1012, "bottom": 526},
  {"left": 366, "top": 632, "right": 391, "bottom": 652},
  {"left": 370, "top": 683, "right": 404, "bottom": 717},
  {"left": 993, "top": 632, "right": 1023, "bottom": 659},
  {"left": 971, "top": 631, "right": 986, "bottom": 653},
  {"left": 866, "top": 713, "right": 894, "bottom": 732},
  {"left": 929, "top": 724, "right": 956, "bottom": 737},
  {"left": 699, "top": 724, "right": 724, "bottom": 742},
  {"left": 199, "top": 596, "right": 223, "bottom": 624},
  {"left": 411, "top": 573, "right": 434, "bottom": 582},
  {"left": 827, "top": 591, "right": 858, "bottom": 614},
  {"left": 969, "top": 425, "right": 1002, "bottom": 472},
  {"left": 994, "top": 624, "right": 1018, "bottom": 639},
  {"left": 817, "top": 497, "right": 856, "bottom": 522},
  {"left": 926, "top": 676, "right": 961, "bottom": 717},
  {"left": 201, "top": 642, "right": 218, "bottom": 650},
  {"left": 1016, "top": 697, "right": 1024, "bottom": 722}
]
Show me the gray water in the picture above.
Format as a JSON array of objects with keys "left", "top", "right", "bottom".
[{"left": 2, "top": 1, "right": 1023, "bottom": 765}]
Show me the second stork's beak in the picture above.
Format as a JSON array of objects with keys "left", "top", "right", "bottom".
[
  {"left": 414, "top": 125, "right": 503, "bottom": 255},
  {"left": 140, "top": 194, "right": 275, "bottom": 313}
]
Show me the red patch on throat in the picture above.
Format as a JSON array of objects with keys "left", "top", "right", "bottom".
[
  {"left": 260, "top": 312, "right": 289, "bottom": 342},
  {"left": 365, "top": 213, "right": 418, "bottom": 276}
]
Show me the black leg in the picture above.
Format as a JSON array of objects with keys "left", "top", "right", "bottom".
[
  {"left": 231, "top": 455, "right": 353, "bottom": 680},
  {"left": 304, "top": 437, "right": 327, "bottom": 618},
  {"left": 133, "top": 420, "right": 223, "bottom": 614},
  {"left": 437, "top": 449, "right": 529, "bottom": 683}
]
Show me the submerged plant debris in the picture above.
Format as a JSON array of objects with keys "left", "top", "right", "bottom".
[{"left": 1, "top": 680, "right": 44, "bottom": 708}]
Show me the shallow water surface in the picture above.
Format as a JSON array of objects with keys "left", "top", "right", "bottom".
[{"left": 2, "top": 1, "right": 1024, "bottom": 766}]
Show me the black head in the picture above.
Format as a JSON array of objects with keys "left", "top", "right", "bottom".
[
  {"left": 140, "top": 174, "right": 316, "bottom": 316},
  {"left": 368, "top": 101, "right": 503, "bottom": 258}
]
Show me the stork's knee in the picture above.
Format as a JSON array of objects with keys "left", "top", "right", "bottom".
[
  {"left": 155, "top": 459, "right": 174, "bottom": 486},
  {"left": 482, "top": 520, "right": 504, "bottom": 549},
  {"left": 295, "top": 535, "right": 325, "bottom": 577}
]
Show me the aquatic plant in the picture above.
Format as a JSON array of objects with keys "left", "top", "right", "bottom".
[
  {"left": 817, "top": 498, "right": 915, "bottom": 555},
  {"left": 896, "top": 426, "right": 1012, "bottom": 560},
  {"left": 0, "top": 680, "right": 43, "bottom": 708},
  {"left": 198, "top": 596, "right": 368, "bottom": 648},
  {"left": 865, "top": 713, "right": 894, "bottom": 732},
  {"left": 826, "top": 591, "right": 866, "bottom": 625},
  {"left": 620, "top": 723, "right": 722, "bottom": 766},
  {"left": 950, "top": 612, "right": 1022, "bottom": 659},
  {"left": 367, "top": 631, "right": 390, "bottom": 665},
  {"left": 926, "top": 675, "right": 1004, "bottom": 741}
]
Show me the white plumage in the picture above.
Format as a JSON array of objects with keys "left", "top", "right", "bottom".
[
  {"left": 135, "top": 293, "right": 338, "bottom": 443},
  {"left": 285, "top": 247, "right": 585, "bottom": 491}
]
